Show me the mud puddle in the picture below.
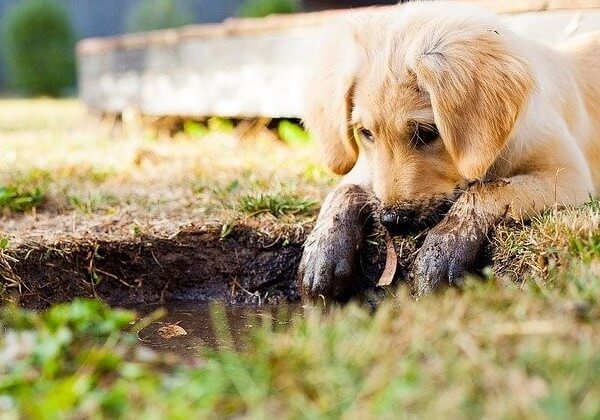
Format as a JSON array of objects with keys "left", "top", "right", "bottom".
[{"left": 136, "top": 301, "right": 301, "bottom": 358}]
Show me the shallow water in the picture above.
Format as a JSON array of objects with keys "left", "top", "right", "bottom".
[{"left": 136, "top": 301, "right": 300, "bottom": 358}]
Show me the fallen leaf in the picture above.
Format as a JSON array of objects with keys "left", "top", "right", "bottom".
[
  {"left": 377, "top": 235, "right": 398, "bottom": 286},
  {"left": 158, "top": 324, "right": 188, "bottom": 339}
]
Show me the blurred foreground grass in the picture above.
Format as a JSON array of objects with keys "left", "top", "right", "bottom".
[
  {"left": 1, "top": 270, "right": 600, "bottom": 419},
  {"left": 0, "top": 100, "right": 599, "bottom": 417}
]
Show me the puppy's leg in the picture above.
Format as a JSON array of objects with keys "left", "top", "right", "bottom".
[
  {"left": 298, "top": 184, "right": 374, "bottom": 301},
  {"left": 413, "top": 170, "right": 593, "bottom": 297},
  {"left": 299, "top": 156, "right": 373, "bottom": 302}
]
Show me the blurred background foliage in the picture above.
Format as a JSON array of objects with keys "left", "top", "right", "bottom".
[
  {"left": 238, "top": 0, "right": 300, "bottom": 18},
  {"left": 125, "top": 0, "right": 193, "bottom": 32},
  {"left": 1, "top": 0, "right": 76, "bottom": 96}
]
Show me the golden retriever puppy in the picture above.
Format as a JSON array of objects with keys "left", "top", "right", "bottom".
[{"left": 298, "top": 1, "right": 600, "bottom": 301}]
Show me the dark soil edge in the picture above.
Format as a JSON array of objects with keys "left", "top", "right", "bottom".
[
  {"left": 0, "top": 221, "right": 432, "bottom": 310},
  {"left": 1, "top": 224, "right": 311, "bottom": 310}
]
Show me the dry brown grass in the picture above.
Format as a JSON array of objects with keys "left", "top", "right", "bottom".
[
  {"left": 493, "top": 201, "right": 600, "bottom": 289},
  {"left": 0, "top": 99, "right": 334, "bottom": 246}
]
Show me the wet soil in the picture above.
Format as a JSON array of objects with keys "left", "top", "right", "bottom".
[
  {"left": 1, "top": 224, "right": 303, "bottom": 309},
  {"left": 1, "top": 222, "right": 416, "bottom": 311}
]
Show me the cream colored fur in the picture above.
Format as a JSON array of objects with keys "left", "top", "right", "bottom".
[
  {"left": 299, "top": 1, "right": 600, "bottom": 298},
  {"left": 304, "top": 1, "right": 600, "bottom": 218}
]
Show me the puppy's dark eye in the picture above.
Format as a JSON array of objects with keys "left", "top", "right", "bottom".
[
  {"left": 411, "top": 123, "right": 439, "bottom": 147},
  {"left": 358, "top": 127, "right": 374, "bottom": 142}
]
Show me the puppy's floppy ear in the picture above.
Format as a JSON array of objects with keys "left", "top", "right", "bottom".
[
  {"left": 303, "top": 21, "right": 361, "bottom": 175},
  {"left": 413, "top": 29, "right": 535, "bottom": 180}
]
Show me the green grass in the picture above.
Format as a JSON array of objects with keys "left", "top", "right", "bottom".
[
  {"left": 0, "top": 169, "right": 50, "bottom": 212},
  {"left": 1, "top": 270, "right": 600, "bottom": 419},
  {"left": 0, "top": 185, "right": 44, "bottom": 212},
  {"left": 67, "top": 191, "right": 120, "bottom": 214},
  {"left": 493, "top": 200, "right": 600, "bottom": 285},
  {"left": 238, "top": 192, "right": 316, "bottom": 217},
  {"left": 278, "top": 120, "right": 311, "bottom": 147}
]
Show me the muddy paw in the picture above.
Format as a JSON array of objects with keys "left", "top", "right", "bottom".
[
  {"left": 298, "top": 184, "right": 377, "bottom": 303},
  {"left": 298, "top": 222, "right": 363, "bottom": 303},
  {"left": 411, "top": 223, "right": 486, "bottom": 297}
]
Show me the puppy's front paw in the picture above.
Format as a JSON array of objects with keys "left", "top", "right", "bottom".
[
  {"left": 412, "top": 223, "right": 486, "bottom": 297},
  {"left": 298, "top": 223, "right": 362, "bottom": 302}
]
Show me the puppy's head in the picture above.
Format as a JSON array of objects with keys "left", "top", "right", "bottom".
[{"left": 304, "top": 3, "right": 535, "bottom": 235}]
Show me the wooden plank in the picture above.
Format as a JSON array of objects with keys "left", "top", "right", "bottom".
[{"left": 77, "top": 1, "right": 600, "bottom": 55}]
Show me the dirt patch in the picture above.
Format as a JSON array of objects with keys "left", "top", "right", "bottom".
[
  {"left": 1, "top": 223, "right": 301, "bottom": 309},
  {"left": 1, "top": 220, "right": 421, "bottom": 310}
]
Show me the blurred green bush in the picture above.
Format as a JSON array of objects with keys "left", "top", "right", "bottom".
[
  {"left": 238, "top": 0, "right": 300, "bottom": 18},
  {"left": 2, "top": 0, "right": 77, "bottom": 97},
  {"left": 126, "top": 0, "right": 193, "bottom": 32}
]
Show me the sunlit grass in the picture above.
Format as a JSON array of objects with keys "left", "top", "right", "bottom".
[
  {"left": 0, "top": 169, "right": 50, "bottom": 213},
  {"left": 67, "top": 191, "right": 120, "bottom": 214},
  {"left": 493, "top": 199, "right": 600, "bottom": 287},
  {"left": 0, "top": 186, "right": 43, "bottom": 212},
  {"left": 237, "top": 192, "right": 316, "bottom": 216},
  {"left": 0, "top": 99, "right": 332, "bottom": 240}
]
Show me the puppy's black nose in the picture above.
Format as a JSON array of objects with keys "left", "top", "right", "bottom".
[{"left": 380, "top": 208, "right": 415, "bottom": 236}]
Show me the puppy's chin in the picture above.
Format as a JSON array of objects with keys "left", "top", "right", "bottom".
[{"left": 379, "top": 189, "right": 465, "bottom": 237}]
